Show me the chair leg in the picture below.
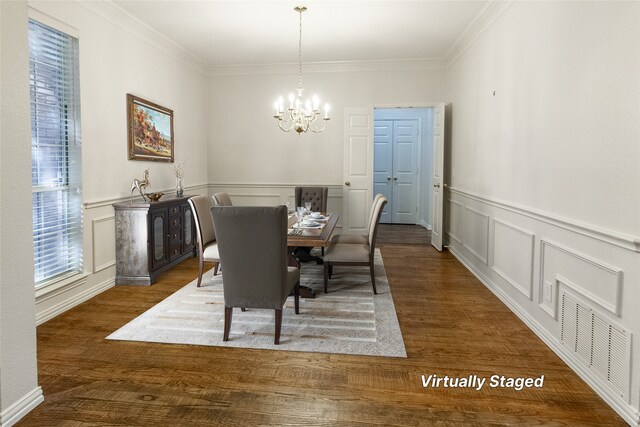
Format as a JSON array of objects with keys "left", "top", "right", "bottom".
[
  {"left": 197, "top": 256, "right": 204, "bottom": 287},
  {"left": 321, "top": 247, "right": 324, "bottom": 256},
  {"left": 213, "top": 262, "right": 219, "bottom": 276},
  {"left": 274, "top": 309, "right": 283, "bottom": 345},
  {"left": 223, "top": 306, "right": 233, "bottom": 341},
  {"left": 323, "top": 263, "right": 329, "bottom": 293},
  {"left": 294, "top": 282, "right": 300, "bottom": 314},
  {"left": 369, "top": 263, "right": 377, "bottom": 295}
]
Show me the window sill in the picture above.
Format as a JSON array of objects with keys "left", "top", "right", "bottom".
[{"left": 35, "top": 272, "right": 90, "bottom": 303}]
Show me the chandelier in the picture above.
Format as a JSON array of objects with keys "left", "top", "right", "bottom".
[{"left": 273, "top": 6, "right": 330, "bottom": 134}]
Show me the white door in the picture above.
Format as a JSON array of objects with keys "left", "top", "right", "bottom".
[
  {"left": 391, "top": 120, "right": 419, "bottom": 224},
  {"left": 343, "top": 107, "right": 374, "bottom": 234},
  {"left": 373, "top": 121, "right": 393, "bottom": 223},
  {"left": 431, "top": 103, "right": 446, "bottom": 251}
]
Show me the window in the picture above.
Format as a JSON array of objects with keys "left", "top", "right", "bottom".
[{"left": 29, "top": 18, "right": 83, "bottom": 285}]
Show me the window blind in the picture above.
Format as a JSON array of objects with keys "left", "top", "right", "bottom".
[{"left": 29, "top": 19, "right": 83, "bottom": 285}]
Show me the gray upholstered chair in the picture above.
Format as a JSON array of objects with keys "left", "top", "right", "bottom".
[
  {"left": 323, "top": 196, "right": 388, "bottom": 295},
  {"left": 295, "top": 186, "right": 328, "bottom": 212},
  {"left": 212, "top": 192, "right": 233, "bottom": 206},
  {"left": 210, "top": 205, "right": 300, "bottom": 345},
  {"left": 330, "top": 193, "right": 384, "bottom": 245},
  {"left": 295, "top": 186, "right": 328, "bottom": 258},
  {"left": 188, "top": 195, "right": 220, "bottom": 287}
]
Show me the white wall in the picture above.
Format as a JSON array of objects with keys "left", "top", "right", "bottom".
[
  {"left": 207, "top": 66, "right": 445, "bottom": 230},
  {"left": 208, "top": 67, "right": 445, "bottom": 186},
  {"left": 27, "top": 1, "right": 210, "bottom": 323},
  {"left": 447, "top": 1, "right": 639, "bottom": 236},
  {"left": 445, "top": 2, "right": 640, "bottom": 424},
  {"left": 0, "top": 2, "right": 43, "bottom": 425}
]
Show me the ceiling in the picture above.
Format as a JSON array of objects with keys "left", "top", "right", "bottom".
[{"left": 114, "top": 1, "right": 489, "bottom": 67}]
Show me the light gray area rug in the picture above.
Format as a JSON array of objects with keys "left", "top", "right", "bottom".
[{"left": 107, "top": 249, "right": 406, "bottom": 357}]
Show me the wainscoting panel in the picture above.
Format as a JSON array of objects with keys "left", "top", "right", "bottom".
[
  {"left": 539, "top": 240, "right": 622, "bottom": 317},
  {"left": 491, "top": 219, "right": 534, "bottom": 299},
  {"left": 448, "top": 199, "right": 463, "bottom": 243},
  {"left": 92, "top": 215, "right": 116, "bottom": 273},
  {"left": 446, "top": 187, "right": 640, "bottom": 425},
  {"left": 462, "top": 207, "right": 489, "bottom": 264}
]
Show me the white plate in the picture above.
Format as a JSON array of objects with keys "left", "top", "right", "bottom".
[{"left": 302, "top": 221, "right": 320, "bottom": 227}]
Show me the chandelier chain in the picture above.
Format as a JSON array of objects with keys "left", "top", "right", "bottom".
[{"left": 297, "top": 8, "right": 303, "bottom": 91}]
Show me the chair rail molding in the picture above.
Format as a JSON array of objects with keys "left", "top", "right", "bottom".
[
  {"left": 447, "top": 187, "right": 640, "bottom": 252},
  {"left": 84, "top": 183, "right": 209, "bottom": 209}
]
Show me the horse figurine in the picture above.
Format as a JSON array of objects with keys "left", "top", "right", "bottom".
[{"left": 131, "top": 169, "right": 150, "bottom": 201}]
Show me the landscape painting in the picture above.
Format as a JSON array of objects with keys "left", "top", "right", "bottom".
[{"left": 127, "top": 94, "right": 174, "bottom": 162}]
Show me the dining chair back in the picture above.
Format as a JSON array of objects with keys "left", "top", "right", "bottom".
[
  {"left": 330, "top": 193, "right": 384, "bottom": 245},
  {"left": 323, "top": 196, "right": 388, "bottom": 295},
  {"left": 295, "top": 186, "right": 328, "bottom": 212},
  {"left": 210, "top": 205, "right": 300, "bottom": 344},
  {"left": 188, "top": 195, "right": 220, "bottom": 287},
  {"left": 212, "top": 192, "right": 233, "bottom": 206}
]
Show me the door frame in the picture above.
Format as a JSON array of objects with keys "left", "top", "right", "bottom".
[
  {"left": 374, "top": 109, "right": 429, "bottom": 226},
  {"left": 344, "top": 102, "right": 446, "bottom": 245}
]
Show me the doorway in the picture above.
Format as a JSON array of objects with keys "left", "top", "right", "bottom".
[{"left": 374, "top": 108, "right": 434, "bottom": 228}]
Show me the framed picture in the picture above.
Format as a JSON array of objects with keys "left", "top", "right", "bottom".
[{"left": 127, "top": 94, "right": 174, "bottom": 162}]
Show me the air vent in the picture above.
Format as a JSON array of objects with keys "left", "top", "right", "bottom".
[{"left": 560, "top": 290, "right": 631, "bottom": 401}]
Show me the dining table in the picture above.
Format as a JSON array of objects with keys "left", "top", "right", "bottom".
[{"left": 287, "top": 211, "right": 339, "bottom": 298}]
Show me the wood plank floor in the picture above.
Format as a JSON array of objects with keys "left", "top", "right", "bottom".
[{"left": 19, "top": 225, "right": 625, "bottom": 426}]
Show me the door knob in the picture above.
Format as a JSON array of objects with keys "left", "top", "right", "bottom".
[
  {"left": 345, "top": 181, "right": 351, "bottom": 187},
  {"left": 433, "top": 183, "right": 441, "bottom": 188},
  {"left": 393, "top": 177, "right": 398, "bottom": 181},
  {"left": 387, "top": 177, "right": 391, "bottom": 181}
]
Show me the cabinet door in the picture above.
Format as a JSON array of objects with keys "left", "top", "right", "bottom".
[
  {"left": 182, "top": 203, "right": 195, "bottom": 254},
  {"left": 149, "top": 207, "right": 169, "bottom": 270}
]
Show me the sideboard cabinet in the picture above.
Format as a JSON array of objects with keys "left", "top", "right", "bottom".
[{"left": 114, "top": 196, "right": 196, "bottom": 285}]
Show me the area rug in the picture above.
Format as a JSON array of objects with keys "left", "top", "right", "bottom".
[{"left": 107, "top": 249, "right": 406, "bottom": 357}]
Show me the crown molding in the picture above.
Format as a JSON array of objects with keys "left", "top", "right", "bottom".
[
  {"left": 73, "top": 0, "right": 208, "bottom": 76},
  {"left": 208, "top": 58, "right": 446, "bottom": 77},
  {"left": 445, "top": 0, "right": 514, "bottom": 67}
]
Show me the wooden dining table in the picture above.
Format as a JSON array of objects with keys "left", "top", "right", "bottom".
[{"left": 287, "top": 212, "right": 339, "bottom": 298}]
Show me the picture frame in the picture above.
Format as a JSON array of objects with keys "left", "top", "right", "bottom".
[{"left": 127, "top": 93, "right": 174, "bottom": 163}]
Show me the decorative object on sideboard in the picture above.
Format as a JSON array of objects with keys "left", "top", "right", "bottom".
[
  {"left": 145, "top": 192, "right": 164, "bottom": 202},
  {"left": 172, "top": 161, "right": 185, "bottom": 198},
  {"left": 127, "top": 93, "right": 174, "bottom": 162},
  {"left": 131, "top": 169, "right": 150, "bottom": 202},
  {"left": 273, "top": 6, "right": 330, "bottom": 135}
]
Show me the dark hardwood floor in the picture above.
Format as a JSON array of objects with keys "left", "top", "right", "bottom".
[{"left": 19, "top": 225, "right": 625, "bottom": 426}]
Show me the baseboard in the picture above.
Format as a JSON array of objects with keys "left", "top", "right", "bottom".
[
  {"left": 448, "top": 245, "right": 640, "bottom": 426},
  {"left": 417, "top": 220, "right": 432, "bottom": 230},
  {"left": 36, "top": 277, "right": 115, "bottom": 325},
  {"left": 0, "top": 386, "right": 43, "bottom": 427}
]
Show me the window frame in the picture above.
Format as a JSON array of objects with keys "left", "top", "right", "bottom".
[{"left": 28, "top": 9, "right": 84, "bottom": 290}]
